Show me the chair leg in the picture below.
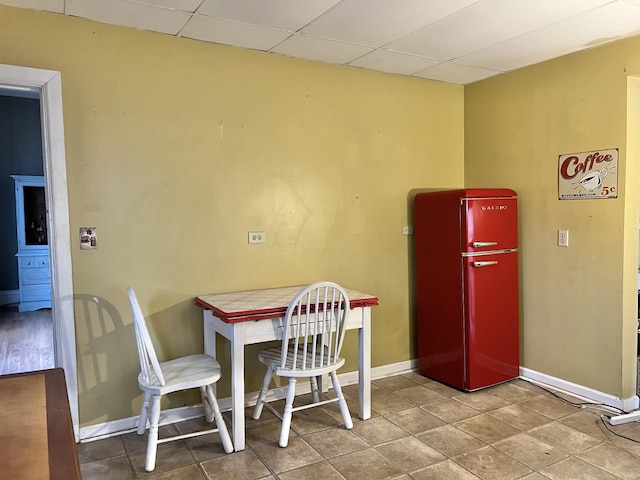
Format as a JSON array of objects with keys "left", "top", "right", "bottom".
[
  {"left": 200, "top": 386, "right": 214, "bottom": 423},
  {"left": 205, "top": 385, "right": 234, "bottom": 453},
  {"left": 137, "top": 392, "right": 151, "bottom": 435},
  {"left": 330, "top": 371, "right": 353, "bottom": 429},
  {"left": 145, "top": 395, "right": 162, "bottom": 472},
  {"left": 253, "top": 367, "right": 273, "bottom": 420},
  {"left": 310, "top": 376, "right": 320, "bottom": 403},
  {"left": 279, "top": 378, "right": 297, "bottom": 448}
]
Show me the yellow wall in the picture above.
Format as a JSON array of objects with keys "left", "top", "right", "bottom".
[
  {"left": 0, "top": 6, "right": 464, "bottom": 426},
  {"left": 7, "top": 4, "right": 640, "bottom": 427},
  {"left": 465, "top": 38, "right": 640, "bottom": 399}
]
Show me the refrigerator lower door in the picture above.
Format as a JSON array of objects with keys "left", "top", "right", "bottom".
[{"left": 463, "top": 251, "right": 519, "bottom": 390}]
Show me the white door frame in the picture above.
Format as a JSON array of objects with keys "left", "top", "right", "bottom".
[{"left": 0, "top": 64, "right": 78, "bottom": 439}]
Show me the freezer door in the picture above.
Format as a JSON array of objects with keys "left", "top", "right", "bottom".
[
  {"left": 463, "top": 251, "right": 519, "bottom": 390},
  {"left": 462, "top": 197, "right": 518, "bottom": 253}
]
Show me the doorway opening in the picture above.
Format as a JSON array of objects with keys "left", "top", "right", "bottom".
[
  {"left": 0, "top": 64, "right": 77, "bottom": 439},
  {"left": 0, "top": 94, "right": 53, "bottom": 375}
]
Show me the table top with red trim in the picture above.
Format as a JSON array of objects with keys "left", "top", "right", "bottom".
[{"left": 196, "top": 285, "right": 378, "bottom": 323}]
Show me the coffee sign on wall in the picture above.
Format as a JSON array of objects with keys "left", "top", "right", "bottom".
[{"left": 558, "top": 148, "right": 618, "bottom": 200}]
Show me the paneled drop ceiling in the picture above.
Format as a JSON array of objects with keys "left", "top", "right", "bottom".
[{"left": 4, "top": 0, "right": 640, "bottom": 84}]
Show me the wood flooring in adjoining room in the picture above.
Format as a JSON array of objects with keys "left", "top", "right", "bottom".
[{"left": 0, "top": 305, "right": 54, "bottom": 375}]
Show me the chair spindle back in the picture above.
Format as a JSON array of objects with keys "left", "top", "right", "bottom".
[
  {"left": 128, "top": 287, "right": 165, "bottom": 386},
  {"left": 281, "top": 282, "right": 350, "bottom": 370}
]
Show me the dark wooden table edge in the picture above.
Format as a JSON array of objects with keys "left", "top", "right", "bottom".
[{"left": 1, "top": 368, "right": 81, "bottom": 479}]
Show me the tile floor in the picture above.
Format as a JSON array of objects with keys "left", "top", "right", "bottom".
[{"left": 79, "top": 372, "right": 640, "bottom": 479}]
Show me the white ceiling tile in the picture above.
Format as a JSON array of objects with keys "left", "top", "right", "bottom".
[
  {"left": 196, "top": 0, "right": 340, "bottom": 31},
  {"left": 66, "top": 0, "right": 191, "bottom": 35},
  {"left": 9, "top": 0, "right": 640, "bottom": 84},
  {"left": 0, "top": 0, "right": 63, "bottom": 13},
  {"left": 181, "top": 15, "right": 292, "bottom": 50},
  {"left": 456, "top": 1, "right": 640, "bottom": 72},
  {"left": 386, "top": 0, "right": 615, "bottom": 59},
  {"left": 127, "top": 0, "right": 203, "bottom": 13},
  {"left": 301, "top": 0, "right": 480, "bottom": 47},
  {"left": 413, "top": 61, "right": 500, "bottom": 84},
  {"left": 349, "top": 49, "right": 440, "bottom": 75},
  {"left": 272, "top": 34, "right": 373, "bottom": 65}
]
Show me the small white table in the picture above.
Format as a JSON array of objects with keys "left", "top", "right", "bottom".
[{"left": 196, "top": 285, "right": 378, "bottom": 451}]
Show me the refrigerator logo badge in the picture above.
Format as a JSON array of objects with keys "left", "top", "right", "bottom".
[{"left": 481, "top": 205, "right": 508, "bottom": 211}]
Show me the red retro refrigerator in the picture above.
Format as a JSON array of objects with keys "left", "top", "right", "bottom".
[{"left": 414, "top": 189, "right": 519, "bottom": 391}]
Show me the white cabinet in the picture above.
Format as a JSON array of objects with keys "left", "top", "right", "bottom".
[{"left": 11, "top": 175, "right": 51, "bottom": 312}]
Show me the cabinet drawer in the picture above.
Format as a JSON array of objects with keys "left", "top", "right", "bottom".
[
  {"left": 19, "top": 256, "right": 50, "bottom": 269},
  {"left": 21, "top": 268, "right": 51, "bottom": 285},
  {"left": 21, "top": 284, "right": 51, "bottom": 301}
]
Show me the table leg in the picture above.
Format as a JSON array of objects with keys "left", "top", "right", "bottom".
[
  {"left": 203, "top": 312, "right": 217, "bottom": 397},
  {"left": 317, "top": 335, "right": 329, "bottom": 394},
  {"left": 317, "top": 374, "right": 329, "bottom": 394},
  {"left": 230, "top": 325, "right": 246, "bottom": 451},
  {"left": 358, "top": 307, "right": 371, "bottom": 420}
]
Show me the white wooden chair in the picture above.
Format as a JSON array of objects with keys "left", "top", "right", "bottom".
[
  {"left": 128, "top": 287, "right": 233, "bottom": 472},
  {"left": 252, "top": 281, "right": 353, "bottom": 447}
]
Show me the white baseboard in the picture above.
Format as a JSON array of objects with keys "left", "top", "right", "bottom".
[
  {"left": 79, "top": 359, "right": 418, "bottom": 442},
  {"left": 520, "top": 367, "right": 639, "bottom": 413},
  {"left": 83, "top": 361, "right": 637, "bottom": 442},
  {"left": 0, "top": 290, "right": 19, "bottom": 306}
]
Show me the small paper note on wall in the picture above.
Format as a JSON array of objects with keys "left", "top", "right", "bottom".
[{"left": 558, "top": 148, "right": 618, "bottom": 200}]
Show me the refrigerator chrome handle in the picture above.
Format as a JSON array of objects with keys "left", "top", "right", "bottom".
[
  {"left": 472, "top": 241, "right": 498, "bottom": 247},
  {"left": 473, "top": 260, "right": 499, "bottom": 267}
]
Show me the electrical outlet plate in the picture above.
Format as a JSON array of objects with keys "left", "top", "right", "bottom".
[
  {"left": 248, "top": 231, "right": 265, "bottom": 244},
  {"left": 558, "top": 229, "right": 569, "bottom": 247}
]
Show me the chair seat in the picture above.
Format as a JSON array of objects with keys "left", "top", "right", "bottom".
[
  {"left": 138, "top": 354, "right": 222, "bottom": 395},
  {"left": 258, "top": 346, "right": 345, "bottom": 377}
]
